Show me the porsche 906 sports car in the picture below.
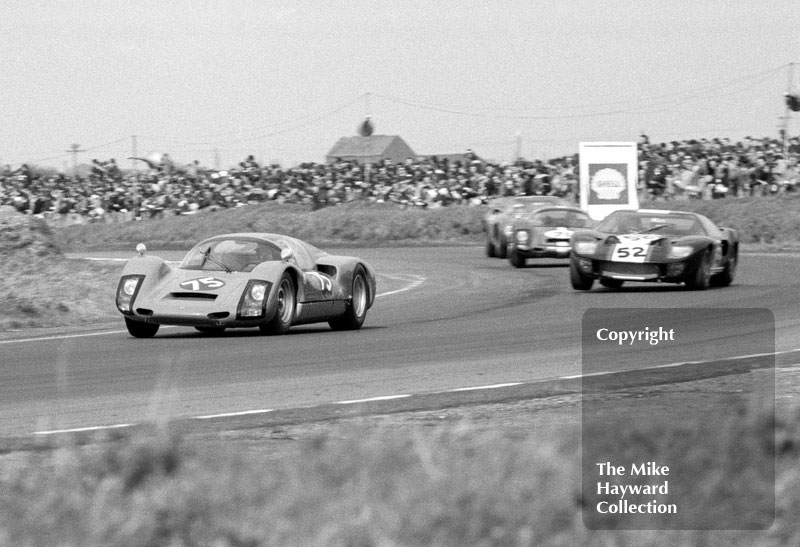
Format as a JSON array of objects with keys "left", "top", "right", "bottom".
[
  {"left": 116, "top": 233, "right": 377, "bottom": 338},
  {"left": 507, "top": 206, "right": 593, "bottom": 267},
  {"left": 569, "top": 209, "right": 738, "bottom": 291},
  {"left": 484, "top": 195, "right": 571, "bottom": 258}
]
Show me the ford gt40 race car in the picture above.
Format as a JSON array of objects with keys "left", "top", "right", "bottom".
[
  {"left": 569, "top": 209, "right": 738, "bottom": 291},
  {"left": 116, "top": 233, "right": 377, "bottom": 338},
  {"left": 507, "top": 206, "right": 593, "bottom": 267}
]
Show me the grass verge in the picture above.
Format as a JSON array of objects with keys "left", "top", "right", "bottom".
[
  {"left": 1, "top": 396, "right": 796, "bottom": 547},
  {"left": 49, "top": 194, "right": 800, "bottom": 252}
]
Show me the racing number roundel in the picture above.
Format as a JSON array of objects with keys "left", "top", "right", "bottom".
[
  {"left": 610, "top": 234, "right": 660, "bottom": 263},
  {"left": 179, "top": 277, "right": 226, "bottom": 291}
]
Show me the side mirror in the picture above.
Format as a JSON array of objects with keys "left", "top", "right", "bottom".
[
  {"left": 280, "top": 248, "right": 293, "bottom": 262},
  {"left": 136, "top": 243, "right": 147, "bottom": 256}
]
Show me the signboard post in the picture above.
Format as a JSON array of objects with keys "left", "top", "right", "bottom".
[{"left": 579, "top": 142, "right": 639, "bottom": 220}]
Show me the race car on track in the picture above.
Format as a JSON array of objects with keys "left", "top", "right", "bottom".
[
  {"left": 115, "top": 233, "right": 377, "bottom": 338},
  {"left": 569, "top": 209, "right": 738, "bottom": 291},
  {"left": 484, "top": 195, "right": 571, "bottom": 258},
  {"left": 507, "top": 206, "right": 593, "bottom": 267}
]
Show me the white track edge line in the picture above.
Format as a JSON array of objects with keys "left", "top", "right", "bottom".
[
  {"left": 195, "top": 409, "right": 274, "bottom": 420},
  {"left": 336, "top": 394, "right": 411, "bottom": 404},
  {"left": 447, "top": 382, "right": 522, "bottom": 392},
  {"left": 34, "top": 423, "right": 134, "bottom": 435}
]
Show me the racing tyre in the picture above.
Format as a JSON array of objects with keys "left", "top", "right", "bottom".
[
  {"left": 497, "top": 239, "right": 508, "bottom": 259},
  {"left": 509, "top": 249, "right": 526, "bottom": 268},
  {"left": 600, "top": 278, "right": 624, "bottom": 289},
  {"left": 195, "top": 326, "right": 226, "bottom": 334},
  {"left": 260, "top": 273, "right": 296, "bottom": 335},
  {"left": 570, "top": 259, "right": 594, "bottom": 291},
  {"left": 329, "top": 266, "right": 369, "bottom": 331},
  {"left": 711, "top": 245, "right": 737, "bottom": 287},
  {"left": 125, "top": 317, "right": 159, "bottom": 338},
  {"left": 485, "top": 238, "right": 496, "bottom": 258},
  {"left": 685, "top": 250, "right": 712, "bottom": 290}
]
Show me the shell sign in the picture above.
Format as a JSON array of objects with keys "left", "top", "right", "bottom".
[{"left": 579, "top": 142, "right": 639, "bottom": 220}]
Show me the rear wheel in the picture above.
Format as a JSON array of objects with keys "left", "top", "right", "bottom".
[
  {"left": 125, "top": 317, "right": 159, "bottom": 338},
  {"left": 711, "top": 246, "right": 737, "bottom": 287},
  {"left": 260, "top": 273, "right": 295, "bottom": 335},
  {"left": 685, "top": 250, "right": 712, "bottom": 290},
  {"left": 329, "top": 267, "right": 369, "bottom": 331},
  {"left": 570, "top": 259, "right": 594, "bottom": 291}
]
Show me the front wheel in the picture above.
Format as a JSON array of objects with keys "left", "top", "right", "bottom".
[
  {"left": 685, "top": 250, "right": 712, "bottom": 290},
  {"left": 509, "top": 249, "right": 526, "bottom": 268},
  {"left": 329, "top": 267, "right": 369, "bottom": 331},
  {"left": 570, "top": 259, "right": 594, "bottom": 291},
  {"left": 711, "top": 246, "right": 737, "bottom": 287},
  {"left": 125, "top": 317, "right": 159, "bottom": 338},
  {"left": 485, "top": 238, "right": 496, "bottom": 258},
  {"left": 260, "top": 273, "right": 296, "bottom": 335},
  {"left": 496, "top": 239, "right": 508, "bottom": 259}
]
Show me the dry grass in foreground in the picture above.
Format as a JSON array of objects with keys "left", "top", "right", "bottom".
[{"left": 1, "top": 400, "right": 798, "bottom": 547}]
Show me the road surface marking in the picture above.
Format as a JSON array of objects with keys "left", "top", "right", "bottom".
[
  {"left": 195, "top": 409, "right": 274, "bottom": 420},
  {"left": 34, "top": 423, "right": 133, "bottom": 435},
  {"left": 336, "top": 394, "right": 411, "bottom": 404},
  {"left": 376, "top": 273, "right": 426, "bottom": 298},
  {"left": 447, "top": 382, "right": 522, "bottom": 392}
]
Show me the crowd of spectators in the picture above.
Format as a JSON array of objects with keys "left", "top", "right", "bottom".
[
  {"left": 2, "top": 135, "right": 799, "bottom": 224},
  {"left": 639, "top": 135, "right": 800, "bottom": 199}
]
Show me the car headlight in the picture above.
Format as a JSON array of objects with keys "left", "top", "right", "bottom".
[
  {"left": 573, "top": 241, "right": 598, "bottom": 255},
  {"left": 116, "top": 275, "right": 144, "bottom": 313},
  {"left": 238, "top": 280, "right": 270, "bottom": 319},
  {"left": 668, "top": 245, "right": 694, "bottom": 259},
  {"left": 515, "top": 230, "right": 530, "bottom": 243}
]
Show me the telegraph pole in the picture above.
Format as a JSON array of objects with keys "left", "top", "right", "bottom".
[
  {"left": 66, "top": 143, "right": 85, "bottom": 178},
  {"left": 780, "top": 63, "right": 795, "bottom": 153},
  {"left": 130, "top": 135, "right": 138, "bottom": 171}
]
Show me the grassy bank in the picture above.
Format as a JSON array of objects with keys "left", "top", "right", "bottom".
[
  {"left": 1, "top": 398, "right": 796, "bottom": 547},
  {"left": 51, "top": 194, "right": 800, "bottom": 252},
  {"left": 54, "top": 201, "right": 486, "bottom": 252}
]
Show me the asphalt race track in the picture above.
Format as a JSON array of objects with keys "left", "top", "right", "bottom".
[{"left": 2, "top": 247, "right": 800, "bottom": 438}]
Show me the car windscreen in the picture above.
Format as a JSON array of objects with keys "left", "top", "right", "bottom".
[
  {"left": 596, "top": 213, "right": 703, "bottom": 236},
  {"left": 508, "top": 200, "right": 561, "bottom": 214},
  {"left": 180, "top": 239, "right": 282, "bottom": 272},
  {"left": 532, "top": 209, "right": 592, "bottom": 228}
]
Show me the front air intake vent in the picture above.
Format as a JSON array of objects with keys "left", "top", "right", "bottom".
[{"left": 169, "top": 292, "right": 218, "bottom": 300}]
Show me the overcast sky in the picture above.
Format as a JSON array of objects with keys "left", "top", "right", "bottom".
[{"left": 3, "top": 0, "right": 800, "bottom": 170}]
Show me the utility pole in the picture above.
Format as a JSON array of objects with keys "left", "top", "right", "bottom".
[
  {"left": 780, "top": 63, "right": 795, "bottom": 154},
  {"left": 66, "top": 143, "right": 85, "bottom": 178},
  {"left": 130, "top": 135, "right": 138, "bottom": 171}
]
